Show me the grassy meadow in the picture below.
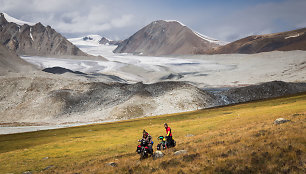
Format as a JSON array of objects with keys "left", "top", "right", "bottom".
[{"left": 0, "top": 93, "right": 305, "bottom": 173}]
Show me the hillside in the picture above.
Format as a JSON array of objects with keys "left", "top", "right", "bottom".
[
  {"left": 1, "top": 72, "right": 305, "bottom": 125},
  {"left": 0, "top": 76, "right": 218, "bottom": 124},
  {"left": 114, "top": 20, "right": 223, "bottom": 56},
  {"left": 210, "top": 28, "right": 306, "bottom": 54},
  {"left": 0, "top": 92, "right": 305, "bottom": 173},
  {"left": 0, "top": 13, "right": 88, "bottom": 57},
  {"left": 0, "top": 43, "right": 35, "bottom": 75}
]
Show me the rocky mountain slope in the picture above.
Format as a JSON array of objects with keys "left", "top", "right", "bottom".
[
  {"left": 0, "top": 72, "right": 305, "bottom": 125},
  {"left": 114, "top": 20, "right": 223, "bottom": 56},
  {"left": 0, "top": 43, "right": 36, "bottom": 75},
  {"left": 216, "top": 81, "right": 306, "bottom": 105},
  {"left": 0, "top": 13, "right": 88, "bottom": 57},
  {"left": 210, "top": 28, "right": 306, "bottom": 54},
  {"left": 0, "top": 75, "right": 218, "bottom": 124}
]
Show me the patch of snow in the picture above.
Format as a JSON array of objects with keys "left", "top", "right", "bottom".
[
  {"left": 163, "top": 20, "right": 228, "bottom": 45},
  {"left": 2, "top": 12, "right": 35, "bottom": 26},
  {"left": 29, "top": 27, "right": 34, "bottom": 41},
  {"left": 80, "top": 44, "right": 117, "bottom": 57},
  {"left": 164, "top": 20, "right": 186, "bottom": 27},
  {"left": 285, "top": 33, "right": 301, "bottom": 39},
  {"left": 20, "top": 56, "right": 126, "bottom": 74},
  {"left": 84, "top": 34, "right": 102, "bottom": 42},
  {"left": 68, "top": 35, "right": 102, "bottom": 47},
  {"left": 193, "top": 31, "right": 228, "bottom": 45}
]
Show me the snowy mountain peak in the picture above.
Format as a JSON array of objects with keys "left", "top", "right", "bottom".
[
  {"left": 151, "top": 20, "right": 186, "bottom": 27},
  {"left": 68, "top": 35, "right": 102, "bottom": 46},
  {"left": 0, "top": 12, "right": 35, "bottom": 26},
  {"left": 99, "top": 37, "right": 112, "bottom": 44},
  {"left": 193, "top": 31, "right": 228, "bottom": 45},
  {"left": 69, "top": 34, "right": 121, "bottom": 47},
  {"left": 101, "top": 37, "right": 113, "bottom": 42},
  {"left": 152, "top": 19, "right": 226, "bottom": 45},
  {"left": 99, "top": 37, "right": 122, "bottom": 45},
  {"left": 82, "top": 35, "right": 102, "bottom": 42}
]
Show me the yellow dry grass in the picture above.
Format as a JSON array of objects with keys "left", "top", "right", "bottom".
[{"left": 0, "top": 93, "right": 305, "bottom": 174}]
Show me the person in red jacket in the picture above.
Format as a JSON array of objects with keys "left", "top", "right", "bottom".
[{"left": 164, "top": 123, "right": 173, "bottom": 147}]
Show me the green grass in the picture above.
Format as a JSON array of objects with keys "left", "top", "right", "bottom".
[{"left": 0, "top": 93, "right": 305, "bottom": 173}]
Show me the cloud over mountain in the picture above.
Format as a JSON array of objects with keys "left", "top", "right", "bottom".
[{"left": 0, "top": 0, "right": 305, "bottom": 42}]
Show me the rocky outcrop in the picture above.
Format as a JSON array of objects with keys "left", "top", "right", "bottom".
[
  {"left": 105, "top": 162, "right": 118, "bottom": 167},
  {"left": 153, "top": 151, "right": 165, "bottom": 159},
  {"left": 217, "top": 81, "right": 306, "bottom": 105},
  {"left": 0, "top": 13, "right": 88, "bottom": 57},
  {"left": 210, "top": 28, "right": 306, "bottom": 54},
  {"left": 174, "top": 150, "right": 187, "bottom": 155},
  {"left": 274, "top": 118, "right": 290, "bottom": 125},
  {"left": 99, "top": 37, "right": 122, "bottom": 45},
  {"left": 114, "top": 20, "right": 221, "bottom": 56}
]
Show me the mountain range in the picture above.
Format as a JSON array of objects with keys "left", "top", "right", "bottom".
[
  {"left": 0, "top": 12, "right": 87, "bottom": 57},
  {"left": 1, "top": 12, "right": 305, "bottom": 57},
  {"left": 113, "top": 20, "right": 306, "bottom": 55},
  {"left": 68, "top": 35, "right": 121, "bottom": 47}
]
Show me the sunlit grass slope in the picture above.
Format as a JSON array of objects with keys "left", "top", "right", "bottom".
[{"left": 0, "top": 93, "right": 305, "bottom": 173}]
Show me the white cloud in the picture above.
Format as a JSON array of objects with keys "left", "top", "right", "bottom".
[
  {"left": 203, "top": 0, "right": 306, "bottom": 41},
  {"left": 31, "top": 0, "right": 79, "bottom": 12},
  {"left": 0, "top": 0, "right": 136, "bottom": 37},
  {"left": 0, "top": 0, "right": 305, "bottom": 41},
  {"left": 111, "top": 14, "right": 134, "bottom": 28}
]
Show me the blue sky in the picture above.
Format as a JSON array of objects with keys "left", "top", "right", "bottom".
[{"left": 1, "top": 0, "right": 305, "bottom": 42}]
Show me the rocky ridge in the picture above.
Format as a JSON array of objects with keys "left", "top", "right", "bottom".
[
  {"left": 210, "top": 28, "right": 306, "bottom": 54},
  {"left": 0, "top": 13, "right": 88, "bottom": 57}
]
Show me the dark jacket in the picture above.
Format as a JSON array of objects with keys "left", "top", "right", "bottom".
[{"left": 142, "top": 133, "right": 153, "bottom": 144}]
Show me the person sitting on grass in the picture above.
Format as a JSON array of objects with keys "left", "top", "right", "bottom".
[{"left": 141, "top": 130, "right": 153, "bottom": 153}]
